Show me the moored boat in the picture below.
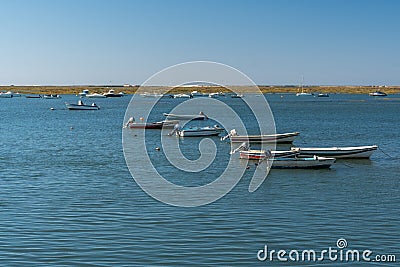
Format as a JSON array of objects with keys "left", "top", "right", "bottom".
[
  {"left": 269, "top": 156, "right": 335, "bottom": 169},
  {"left": 25, "top": 94, "right": 42, "bottom": 98},
  {"left": 79, "top": 89, "right": 89, "bottom": 97},
  {"left": 317, "top": 93, "right": 329, "bottom": 97},
  {"left": 125, "top": 117, "right": 179, "bottom": 129},
  {"left": 43, "top": 94, "right": 62, "bottom": 99},
  {"left": 292, "top": 145, "right": 378, "bottom": 158},
  {"left": 103, "top": 89, "right": 123, "bottom": 97},
  {"left": 86, "top": 93, "right": 107, "bottom": 98},
  {"left": 66, "top": 100, "right": 100, "bottom": 110},
  {"left": 175, "top": 125, "right": 223, "bottom": 137},
  {"left": 173, "top": 93, "right": 192, "bottom": 98},
  {"left": 0, "top": 91, "right": 13, "bottom": 98},
  {"left": 369, "top": 91, "right": 387, "bottom": 96},
  {"left": 222, "top": 129, "right": 299, "bottom": 144},
  {"left": 163, "top": 112, "right": 208, "bottom": 120}
]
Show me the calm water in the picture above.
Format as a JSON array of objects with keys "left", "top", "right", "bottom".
[{"left": 0, "top": 94, "right": 399, "bottom": 266}]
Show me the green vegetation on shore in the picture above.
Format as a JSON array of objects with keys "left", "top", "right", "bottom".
[{"left": 1, "top": 85, "right": 399, "bottom": 95}]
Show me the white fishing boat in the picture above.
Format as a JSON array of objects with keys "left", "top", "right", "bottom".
[
  {"left": 0, "top": 91, "right": 13, "bottom": 98},
  {"left": 78, "top": 89, "right": 89, "bottom": 97},
  {"left": 66, "top": 100, "right": 100, "bottom": 110},
  {"left": 140, "top": 92, "right": 164, "bottom": 98},
  {"left": 176, "top": 125, "right": 223, "bottom": 137},
  {"left": 86, "top": 93, "right": 107, "bottom": 98},
  {"left": 317, "top": 93, "right": 329, "bottom": 97},
  {"left": 222, "top": 129, "right": 299, "bottom": 144},
  {"left": 369, "top": 91, "right": 387, "bottom": 96},
  {"left": 208, "top": 92, "right": 219, "bottom": 98},
  {"left": 231, "top": 143, "right": 334, "bottom": 168},
  {"left": 230, "top": 93, "right": 243, "bottom": 98},
  {"left": 173, "top": 93, "right": 192, "bottom": 98},
  {"left": 103, "top": 89, "right": 122, "bottom": 97},
  {"left": 163, "top": 112, "right": 208, "bottom": 120},
  {"left": 43, "top": 94, "right": 62, "bottom": 99},
  {"left": 239, "top": 149, "right": 299, "bottom": 160},
  {"left": 191, "top": 91, "right": 204, "bottom": 97},
  {"left": 292, "top": 145, "right": 378, "bottom": 158}
]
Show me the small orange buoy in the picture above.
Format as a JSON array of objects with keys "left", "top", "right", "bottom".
[{"left": 140, "top": 117, "right": 144, "bottom": 121}]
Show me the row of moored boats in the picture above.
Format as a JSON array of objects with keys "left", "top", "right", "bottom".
[{"left": 124, "top": 112, "right": 378, "bottom": 169}]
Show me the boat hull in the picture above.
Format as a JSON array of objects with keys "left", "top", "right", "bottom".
[
  {"left": 293, "top": 145, "right": 378, "bottom": 158},
  {"left": 66, "top": 103, "right": 100, "bottom": 110},
  {"left": 230, "top": 132, "right": 299, "bottom": 144},
  {"left": 270, "top": 156, "right": 335, "bottom": 169},
  {"left": 163, "top": 113, "right": 207, "bottom": 120},
  {"left": 128, "top": 121, "right": 178, "bottom": 129}
]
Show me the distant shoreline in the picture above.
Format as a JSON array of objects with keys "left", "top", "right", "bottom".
[{"left": 1, "top": 85, "right": 399, "bottom": 95}]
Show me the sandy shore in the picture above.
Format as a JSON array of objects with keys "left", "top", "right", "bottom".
[{"left": 1, "top": 85, "right": 399, "bottom": 95}]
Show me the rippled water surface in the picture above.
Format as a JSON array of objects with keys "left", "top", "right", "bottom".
[{"left": 0, "top": 94, "right": 399, "bottom": 266}]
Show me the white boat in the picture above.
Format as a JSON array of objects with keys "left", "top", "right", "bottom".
[
  {"left": 163, "top": 112, "right": 208, "bottom": 120},
  {"left": 86, "top": 93, "right": 107, "bottom": 98},
  {"left": 292, "top": 145, "right": 378, "bottom": 159},
  {"left": 208, "top": 92, "right": 219, "bottom": 98},
  {"left": 140, "top": 92, "right": 164, "bottom": 98},
  {"left": 239, "top": 149, "right": 299, "bottom": 160},
  {"left": 66, "top": 100, "right": 100, "bottom": 110},
  {"left": 296, "top": 76, "right": 313, "bottom": 96},
  {"left": 191, "top": 91, "right": 204, "bottom": 97},
  {"left": 269, "top": 156, "right": 335, "bottom": 169},
  {"left": 222, "top": 129, "right": 299, "bottom": 144},
  {"left": 317, "top": 93, "right": 329, "bottom": 97},
  {"left": 173, "top": 93, "right": 192, "bottom": 98},
  {"left": 103, "top": 89, "right": 122, "bottom": 97},
  {"left": 230, "top": 93, "right": 243, "bottom": 98},
  {"left": 79, "top": 89, "right": 89, "bottom": 97},
  {"left": 43, "top": 94, "right": 62, "bottom": 99},
  {"left": 369, "top": 91, "right": 387, "bottom": 96},
  {"left": 0, "top": 91, "right": 13, "bottom": 98},
  {"left": 176, "top": 125, "right": 223, "bottom": 137}
]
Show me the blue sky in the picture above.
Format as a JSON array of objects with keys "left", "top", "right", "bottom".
[{"left": 1, "top": 0, "right": 399, "bottom": 85}]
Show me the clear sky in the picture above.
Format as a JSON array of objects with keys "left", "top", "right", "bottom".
[{"left": 1, "top": 0, "right": 399, "bottom": 85}]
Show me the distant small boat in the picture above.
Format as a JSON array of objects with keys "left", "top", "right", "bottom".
[
  {"left": 173, "top": 93, "right": 192, "bottom": 98},
  {"left": 125, "top": 117, "right": 179, "bottom": 129},
  {"left": 163, "top": 112, "right": 208, "bottom": 120},
  {"left": 176, "top": 125, "right": 223, "bottom": 137},
  {"left": 191, "top": 91, "right": 204, "bottom": 97},
  {"left": 369, "top": 91, "right": 387, "bottom": 96},
  {"left": 25, "top": 94, "right": 42, "bottom": 98},
  {"left": 296, "top": 92, "right": 314, "bottom": 96},
  {"left": 296, "top": 76, "right": 313, "bottom": 96},
  {"left": 208, "top": 92, "right": 219, "bottom": 98},
  {"left": 222, "top": 129, "right": 300, "bottom": 144},
  {"left": 0, "top": 91, "right": 13, "bottom": 98},
  {"left": 292, "top": 145, "right": 378, "bottom": 159},
  {"left": 317, "top": 93, "right": 329, "bottom": 97},
  {"left": 66, "top": 100, "right": 100, "bottom": 110},
  {"left": 79, "top": 89, "right": 89, "bottom": 97},
  {"left": 86, "top": 93, "right": 106, "bottom": 98},
  {"left": 230, "top": 93, "right": 243, "bottom": 98},
  {"left": 43, "top": 94, "right": 62, "bottom": 99},
  {"left": 140, "top": 92, "right": 164, "bottom": 98},
  {"left": 103, "top": 89, "right": 123, "bottom": 97}
]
